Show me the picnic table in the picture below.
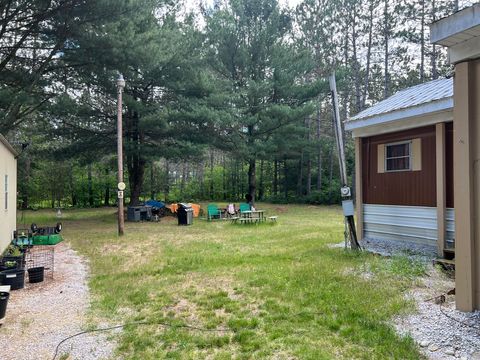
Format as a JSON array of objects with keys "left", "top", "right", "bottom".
[{"left": 237, "top": 210, "right": 266, "bottom": 224}]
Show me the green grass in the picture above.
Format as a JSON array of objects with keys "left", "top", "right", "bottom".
[{"left": 19, "top": 204, "right": 424, "bottom": 359}]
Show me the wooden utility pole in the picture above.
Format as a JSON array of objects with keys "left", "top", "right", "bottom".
[
  {"left": 117, "top": 74, "right": 126, "bottom": 236},
  {"left": 329, "top": 72, "right": 360, "bottom": 250},
  {"left": 329, "top": 74, "right": 347, "bottom": 186}
]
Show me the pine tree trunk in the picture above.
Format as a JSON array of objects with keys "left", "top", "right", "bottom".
[
  {"left": 164, "top": 161, "right": 170, "bottom": 202},
  {"left": 88, "top": 163, "right": 93, "bottom": 207},
  {"left": 259, "top": 160, "right": 264, "bottom": 200},
  {"left": 351, "top": 7, "right": 362, "bottom": 113},
  {"left": 248, "top": 158, "right": 256, "bottom": 203},
  {"left": 273, "top": 159, "right": 278, "bottom": 196},
  {"left": 210, "top": 149, "right": 214, "bottom": 198},
  {"left": 306, "top": 158, "right": 312, "bottom": 196},
  {"left": 235, "top": 160, "right": 239, "bottom": 199},
  {"left": 297, "top": 153, "right": 304, "bottom": 196},
  {"left": 316, "top": 104, "right": 322, "bottom": 191},
  {"left": 180, "top": 162, "right": 186, "bottom": 194},
  {"left": 222, "top": 155, "right": 226, "bottom": 200},
  {"left": 431, "top": 0, "right": 438, "bottom": 79},
  {"left": 241, "top": 162, "right": 245, "bottom": 198},
  {"left": 362, "top": 2, "right": 374, "bottom": 109},
  {"left": 129, "top": 162, "right": 145, "bottom": 206},
  {"left": 184, "top": 163, "right": 189, "bottom": 183},
  {"left": 283, "top": 158, "right": 288, "bottom": 200},
  {"left": 384, "top": 0, "right": 390, "bottom": 98},
  {"left": 420, "top": 0, "right": 425, "bottom": 82},
  {"left": 104, "top": 168, "right": 110, "bottom": 206},
  {"left": 126, "top": 111, "right": 146, "bottom": 206},
  {"left": 70, "top": 164, "right": 77, "bottom": 207},
  {"left": 22, "top": 157, "right": 30, "bottom": 209},
  {"left": 150, "top": 162, "right": 156, "bottom": 199},
  {"left": 304, "top": 116, "right": 312, "bottom": 195},
  {"left": 198, "top": 160, "right": 204, "bottom": 199}
]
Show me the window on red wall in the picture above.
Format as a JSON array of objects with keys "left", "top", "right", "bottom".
[{"left": 385, "top": 141, "right": 411, "bottom": 171}]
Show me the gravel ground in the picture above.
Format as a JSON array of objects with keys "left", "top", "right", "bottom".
[
  {"left": 395, "top": 268, "right": 480, "bottom": 360},
  {"left": 334, "top": 237, "right": 480, "bottom": 359},
  {"left": 0, "top": 243, "right": 116, "bottom": 360},
  {"left": 361, "top": 237, "right": 438, "bottom": 259}
]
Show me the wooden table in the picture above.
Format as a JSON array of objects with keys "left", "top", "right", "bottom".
[{"left": 238, "top": 210, "right": 265, "bottom": 224}]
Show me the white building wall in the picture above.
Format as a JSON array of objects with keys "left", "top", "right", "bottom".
[
  {"left": 363, "top": 204, "right": 456, "bottom": 251},
  {"left": 363, "top": 204, "right": 438, "bottom": 248},
  {"left": 0, "top": 142, "right": 17, "bottom": 252},
  {"left": 446, "top": 208, "right": 455, "bottom": 248}
]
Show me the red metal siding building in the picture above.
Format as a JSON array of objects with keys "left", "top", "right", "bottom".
[
  {"left": 346, "top": 78, "right": 454, "bottom": 254},
  {"left": 362, "top": 126, "right": 438, "bottom": 207}
]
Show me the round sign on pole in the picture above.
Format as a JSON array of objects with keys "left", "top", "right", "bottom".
[{"left": 118, "top": 182, "right": 126, "bottom": 191}]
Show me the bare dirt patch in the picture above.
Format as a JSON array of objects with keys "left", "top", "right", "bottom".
[
  {"left": 0, "top": 243, "right": 116, "bottom": 360},
  {"left": 162, "top": 273, "right": 262, "bottom": 326},
  {"left": 163, "top": 298, "right": 200, "bottom": 324}
]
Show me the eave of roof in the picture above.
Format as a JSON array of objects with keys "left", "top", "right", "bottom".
[
  {"left": 431, "top": 3, "right": 480, "bottom": 47},
  {"left": 0, "top": 134, "right": 19, "bottom": 157},
  {"left": 345, "top": 97, "right": 453, "bottom": 131}
]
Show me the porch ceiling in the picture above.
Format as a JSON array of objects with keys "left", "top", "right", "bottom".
[{"left": 431, "top": 3, "right": 480, "bottom": 47}]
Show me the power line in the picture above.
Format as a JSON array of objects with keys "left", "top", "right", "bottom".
[{"left": 52, "top": 320, "right": 232, "bottom": 360}]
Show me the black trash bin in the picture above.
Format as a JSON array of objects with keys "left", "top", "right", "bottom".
[
  {"left": 0, "top": 254, "right": 25, "bottom": 270},
  {"left": 140, "top": 206, "right": 152, "bottom": 221},
  {"left": 0, "top": 268, "right": 25, "bottom": 290},
  {"left": 127, "top": 206, "right": 141, "bottom": 222},
  {"left": 28, "top": 267, "right": 45, "bottom": 283},
  {"left": 127, "top": 206, "right": 153, "bottom": 222},
  {"left": 177, "top": 203, "right": 194, "bottom": 226},
  {"left": 0, "top": 291, "right": 9, "bottom": 320}
]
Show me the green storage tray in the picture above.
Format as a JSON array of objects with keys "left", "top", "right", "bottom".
[{"left": 32, "top": 234, "right": 63, "bottom": 245}]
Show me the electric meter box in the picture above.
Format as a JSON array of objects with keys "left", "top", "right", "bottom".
[
  {"left": 340, "top": 186, "right": 351, "bottom": 197},
  {"left": 342, "top": 200, "right": 355, "bottom": 217}
]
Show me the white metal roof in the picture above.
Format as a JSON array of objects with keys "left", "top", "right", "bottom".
[{"left": 346, "top": 78, "right": 453, "bottom": 132}]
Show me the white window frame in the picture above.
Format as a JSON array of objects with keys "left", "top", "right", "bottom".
[{"left": 385, "top": 140, "right": 412, "bottom": 172}]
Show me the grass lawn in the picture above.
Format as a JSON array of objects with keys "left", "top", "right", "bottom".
[{"left": 19, "top": 204, "right": 425, "bottom": 359}]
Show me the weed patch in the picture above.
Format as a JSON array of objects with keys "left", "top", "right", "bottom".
[{"left": 21, "top": 205, "right": 423, "bottom": 359}]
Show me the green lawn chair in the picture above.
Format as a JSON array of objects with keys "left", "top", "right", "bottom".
[
  {"left": 239, "top": 203, "right": 251, "bottom": 213},
  {"left": 207, "top": 204, "right": 222, "bottom": 221}
]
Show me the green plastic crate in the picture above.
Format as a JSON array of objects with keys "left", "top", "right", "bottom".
[{"left": 32, "top": 234, "right": 63, "bottom": 246}]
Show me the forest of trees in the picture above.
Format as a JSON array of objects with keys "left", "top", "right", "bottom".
[{"left": 0, "top": 0, "right": 469, "bottom": 209}]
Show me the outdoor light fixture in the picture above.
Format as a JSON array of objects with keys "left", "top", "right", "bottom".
[
  {"left": 117, "top": 74, "right": 125, "bottom": 89},
  {"left": 116, "top": 74, "right": 126, "bottom": 236}
]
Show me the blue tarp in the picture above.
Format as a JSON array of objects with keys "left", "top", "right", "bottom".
[{"left": 145, "top": 200, "right": 165, "bottom": 209}]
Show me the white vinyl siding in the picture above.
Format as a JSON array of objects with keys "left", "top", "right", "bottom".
[
  {"left": 363, "top": 204, "right": 438, "bottom": 247},
  {"left": 0, "top": 139, "right": 17, "bottom": 252},
  {"left": 446, "top": 208, "right": 455, "bottom": 249},
  {"left": 4, "top": 174, "right": 7, "bottom": 210}
]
